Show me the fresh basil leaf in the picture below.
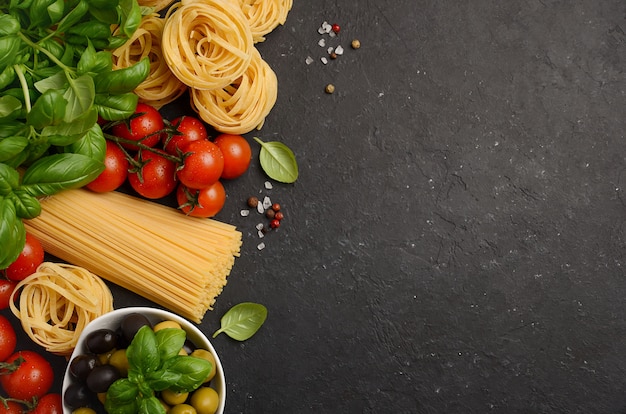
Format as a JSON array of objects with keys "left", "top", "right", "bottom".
[
  {"left": 94, "top": 57, "right": 149, "bottom": 94},
  {"left": 63, "top": 122, "right": 106, "bottom": 161},
  {"left": 34, "top": 70, "right": 66, "bottom": 94},
  {"left": 0, "top": 96, "right": 22, "bottom": 119},
  {"left": 0, "top": 137, "right": 28, "bottom": 163},
  {"left": 21, "top": 153, "right": 104, "bottom": 196},
  {"left": 155, "top": 328, "right": 186, "bottom": 363},
  {"left": 139, "top": 396, "right": 166, "bottom": 414},
  {"left": 0, "top": 163, "right": 20, "bottom": 195},
  {"left": 94, "top": 92, "right": 138, "bottom": 121},
  {"left": 64, "top": 74, "right": 95, "bottom": 122},
  {"left": 253, "top": 138, "right": 298, "bottom": 183},
  {"left": 66, "top": 20, "right": 112, "bottom": 40},
  {"left": 41, "top": 107, "right": 98, "bottom": 143},
  {"left": 27, "top": 89, "right": 67, "bottom": 129},
  {"left": 0, "top": 198, "right": 25, "bottom": 269},
  {"left": 55, "top": 0, "right": 89, "bottom": 34},
  {"left": 87, "top": 5, "right": 120, "bottom": 25},
  {"left": 0, "top": 36, "right": 23, "bottom": 72},
  {"left": 29, "top": 0, "right": 64, "bottom": 28},
  {"left": 0, "top": 15, "right": 20, "bottom": 36},
  {"left": 154, "top": 355, "right": 212, "bottom": 393},
  {"left": 0, "top": 65, "right": 16, "bottom": 90},
  {"left": 7, "top": 190, "right": 41, "bottom": 219},
  {"left": 87, "top": 0, "right": 120, "bottom": 9},
  {"left": 105, "top": 378, "right": 139, "bottom": 414},
  {"left": 118, "top": 0, "right": 141, "bottom": 38},
  {"left": 127, "top": 325, "right": 160, "bottom": 375},
  {"left": 39, "top": 38, "right": 65, "bottom": 61},
  {"left": 213, "top": 302, "right": 268, "bottom": 341},
  {"left": 77, "top": 42, "right": 113, "bottom": 75}
]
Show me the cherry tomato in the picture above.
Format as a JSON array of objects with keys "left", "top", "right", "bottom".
[
  {"left": 0, "top": 401, "right": 22, "bottom": 414},
  {"left": 0, "top": 280, "right": 17, "bottom": 310},
  {"left": 85, "top": 141, "right": 129, "bottom": 193},
  {"left": 163, "top": 116, "right": 208, "bottom": 155},
  {"left": 30, "top": 393, "right": 63, "bottom": 414},
  {"left": 111, "top": 103, "right": 164, "bottom": 150},
  {"left": 128, "top": 150, "right": 177, "bottom": 199},
  {"left": 176, "top": 140, "right": 224, "bottom": 189},
  {"left": 0, "top": 315, "right": 16, "bottom": 362},
  {"left": 0, "top": 351, "right": 54, "bottom": 400},
  {"left": 176, "top": 182, "right": 226, "bottom": 218},
  {"left": 4, "top": 233, "right": 44, "bottom": 281},
  {"left": 213, "top": 134, "right": 251, "bottom": 180}
]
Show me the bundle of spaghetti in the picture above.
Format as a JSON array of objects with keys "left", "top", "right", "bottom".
[
  {"left": 137, "top": 0, "right": 175, "bottom": 12},
  {"left": 112, "top": 13, "right": 187, "bottom": 109},
  {"left": 227, "top": 0, "right": 293, "bottom": 43},
  {"left": 23, "top": 189, "right": 242, "bottom": 324},
  {"left": 162, "top": 0, "right": 253, "bottom": 91},
  {"left": 9, "top": 262, "right": 114, "bottom": 357},
  {"left": 190, "top": 47, "right": 277, "bottom": 134}
]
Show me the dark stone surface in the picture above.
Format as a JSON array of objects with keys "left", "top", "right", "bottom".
[{"left": 7, "top": 0, "right": 625, "bottom": 413}]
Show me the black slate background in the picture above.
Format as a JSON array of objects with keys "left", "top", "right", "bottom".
[{"left": 5, "top": 0, "right": 625, "bottom": 413}]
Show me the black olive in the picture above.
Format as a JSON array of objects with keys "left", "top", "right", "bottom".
[
  {"left": 86, "top": 364, "right": 121, "bottom": 393},
  {"left": 182, "top": 339, "right": 196, "bottom": 355},
  {"left": 69, "top": 354, "right": 100, "bottom": 382},
  {"left": 121, "top": 312, "right": 152, "bottom": 343},
  {"left": 64, "top": 382, "right": 92, "bottom": 409},
  {"left": 85, "top": 328, "right": 118, "bottom": 354}
]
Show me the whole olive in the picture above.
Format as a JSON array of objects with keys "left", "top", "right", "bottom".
[
  {"left": 108, "top": 349, "right": 130, "bottom": 377},
  {"left": 162, "top": 389, "right": 189, "bottom": 406},
  {"left": 63, "top": 382, "right": 91, "bottom": 409},
  {"left": 85, "top": 329, "right": 119, "bottom": 354},
  {"left": 86, "top": 364, "right": 121, "bottom": 393},
  {"left": 190, "top": 387, "right": 220, "bottom": 414},
  {"left": 69, "top": 354, "right": 100, "bottom": 382},
  {"left": 72, "top": 408, "right": 97, "bottom": 414},
  {"left": 121, "top": 313, "right": 152, "bottom": 343},
  {"left": 169, "top": 403, "right": 198, "bottom": 414},
  {"left": 190, "top": 349, "right": 216, "bottom": 383}
]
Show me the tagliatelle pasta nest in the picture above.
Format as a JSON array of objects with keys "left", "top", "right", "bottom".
[
  {"left": 227, "top": 0, "right": 293, "bottom": 43},
  {"left": 9, "top": 262, "right": 114, "bottom": 357},
  {"left": 190, "top": 48, "right": 278, "bottom": 135}
]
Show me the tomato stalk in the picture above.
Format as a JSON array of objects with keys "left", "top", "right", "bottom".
[
  {"left": 0, "top": 356, "right": 25, "bottom": 374},
  {"left": 0, "top": 394, "right": 39, "bottom": 411},
  {"left": 103, "top": 132, "right": 182, "bottom": 165}
]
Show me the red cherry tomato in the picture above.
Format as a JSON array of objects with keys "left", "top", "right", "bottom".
[
  {"left": 30, "top": 393, "right": 63, "bottom": 414},
  {"left": 0, "top": 401, "right": 22, "bottom": 414},
  {"left": 176, "top": 140, "right": 224, "bottom": 189},
  {"left": 4, "top": 233, "right": 44, "bottom": 281},
  {"left": 176, "top": 182, "right": 226, "bottom": 218},
  {"left": 213, "top": 134, "right": 252, "bottom": 180},
  {"left": 0, "top": 351, "right": 54, "bottom": 400},
  {"left": 0, "top": 280, "right": 17, "bottom": 310},
  {"left": 163, "top": 116, "right": 208, "bottom": 155},
  {"left": 128, "top": 150, "right": 177, "bottom": 199},
  {"left": 85, "top": 141, "right": 129, "bottom": 193},
  {"left": 111, "top": 103, "right": 164, "bottom": 150},
  {"left": 0, "top": 315, "right": 16, "bottom": 362}
]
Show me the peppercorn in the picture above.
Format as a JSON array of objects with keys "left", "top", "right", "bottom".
[
  {"left": 247, "top": 196, "right": 259, "bottom": 208},
  {"left": 325, "top": 84, "right": 335, "bottom": 94},
  {"left": 330, "top": 52, "right": 338, "bottom": 59},
  {"left": 272, "top": 203, "right": 281, "bottom": 212},
  {"left": 331, "top": 23, "right": 340, "bottom": 34},
  {"left": 275, "top": 211, "right": 284, "bottom": 221},
  {"left": 270, "top": 219, "right": 281, "bottom": 229},
  {"left": 351, "top": 39, "right": 361, "bottom": 49},
  {"left": 265, "top": 209, "right": 275, "bottom": 219}
]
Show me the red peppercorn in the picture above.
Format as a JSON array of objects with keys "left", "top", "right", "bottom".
[
  {"left": 272, "top": 203, "right": 281, "bottom": 212},
  {"left": 270, "top": 219, "right": 281, "bottom": 229},
  {"left": 275, "top": 211, "right": 284, "bottom": 221},
  {"left": 331, "top": 23, "right": 340, "bottom": 34}
]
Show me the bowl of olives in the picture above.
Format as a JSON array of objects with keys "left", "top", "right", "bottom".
[{"left": 62, "top": 307, "right": 225, "bottom": 414}]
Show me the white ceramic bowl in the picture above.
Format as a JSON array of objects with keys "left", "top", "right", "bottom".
[{"left": 62, "top": 307, "right": 225, "bottom": 414}]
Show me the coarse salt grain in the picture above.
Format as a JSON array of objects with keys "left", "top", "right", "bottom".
[
  {"left": 305, "top": 56, "right": 314, "bottom": 65},
  {"left": 256, "top": 223, "right": 264, "bottom": 231},
  {"left": 335, "top": 45, "right": 344, "bottom": 55},
  {"left": 318, "top": 38, "right": 326, "bottom": 47},
  {"left": 327, "top": 46, "right": 334, "bottom": 54},
  {"left": 257, "top": 242, "right": 266, "bottom": 250},
  {"left": 240, "top": 209, "right": 250, "bottom": 217},
  {"left": 256, "top": 202, "right": 264, "bottom": 214},
  {"left": 264, "top": 181, "right": 273, "bottom": 190},
  {"left": 321, "top": 57, "right": 328, "bottom": 64},
  {"left": 258, "top": 230, "right": 265, "bottom": 238},
  {"left": 262, "top": 196, "right": 272, "bottom": 209}
]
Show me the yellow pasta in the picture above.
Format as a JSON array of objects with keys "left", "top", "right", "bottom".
[
  {"left": 190, "top": 47, "right": 277, "bottom": 134},
  {"left": 9, "top": 262, "right": 114, "bottom": 357},
  {"left": 112, "top": 13, "right": 187, "bottom": 109},
  {"left": 162, "top": 0, "right": 253, "bottom": 90},
  {"left": 228, "top": 0, "right": 293, "bottom": 43},
  {"left": 23, "top": 189, "right": 242, "bottom": 324}
]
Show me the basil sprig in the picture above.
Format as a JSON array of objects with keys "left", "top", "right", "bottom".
[
  {"left": 213, "top": 302, "right": 268, "bottom": 341},
  {"left": 0, "top": 0, "right": 148, "bottom": 268},
  {"left": 105, "top": 326, "right": 213, "bottom": 414}
]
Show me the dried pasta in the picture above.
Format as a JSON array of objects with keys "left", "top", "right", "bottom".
[
  {"left": 23, "top": 189, "right": 241, "bottom": 324},
  {"left": 162, "top": 0, "right": 253, "bottom": 90},
  {"left": 190, "top": 47, "right": 277, "bottom": 134},
  {"left": 112, "top": 13, "right": 187, "bottom": 109},
  {"left": 228, "top": 0, "right": 293, "bottom": 43},
  {"left": 9, "top": 262, "right": 114, "bottom": 357}
]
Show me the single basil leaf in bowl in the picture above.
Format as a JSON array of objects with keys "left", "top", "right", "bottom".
[
  {"left": 213, "top": 302, "right": 268, "bottom": 341},
  {"left": 253, "top": 137, "right": 298, "bottom": 184}
]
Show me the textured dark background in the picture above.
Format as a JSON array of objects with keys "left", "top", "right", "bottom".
[{"left": 5, "top": 0, "right": 625, "bottom": 413}]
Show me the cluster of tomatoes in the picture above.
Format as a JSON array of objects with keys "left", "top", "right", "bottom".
[{"left": 88, "top": 103, "right": 253, "bottom": 218}]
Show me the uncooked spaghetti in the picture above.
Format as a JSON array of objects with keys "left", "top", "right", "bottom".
[
  {"left": 9, "top": 262, "right": 114, "bottom": 357},
  {"left": 162, "top": 0, "right": 253, "bottom": 90},
  {"left": 190, "top": 47, "right": 278, "bottom": 134},
  {"left": 23, "top": 189, "right": 242, "bottom": 323},
  {"left": 228, "top": 0, "right": 293, "bottom": 43}
]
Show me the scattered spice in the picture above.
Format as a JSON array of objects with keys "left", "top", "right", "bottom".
[
  {"left": 247, "top": 196, "right": 259, "bottom": 208},
  {"left": 265, "top": 209, "right": 276, "bottom": 219},
  {"left": 270, "top": 219, "right": 281, "bottom": 229},
  {"left": 325, "top": 84, "right": 335, "bottom": 94},
  {"left": 330, "top": 52, "right": 338, "bottom": 59},
  {"left": 331, "top": 23, "right": 341, "bottom": 34},
  {"left": 275, "top": 211, "right": 284, "bottom": 221},
  {"left": 272, "top": 203, "right": 281, "bottom": 212},
  {"left": 351, "top": 39, "right": 361, "bottom": 49}
]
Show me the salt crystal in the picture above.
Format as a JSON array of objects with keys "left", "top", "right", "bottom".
[
  {"left": 327, "top": 46, "right": 334, "bottom": 54},
  {"left": 305, "top": 56, "right": 314, "bottom": 65},
  {"left": 329, "top": 31, "right": 336, "bottom": 38},
  {"left": 257, "top": 242, "right": 266, "bottom": 250},
  {"left": 240, "top": 209, "right": 250, "bottom": 217},
  {"left": 264, "top": 181, "right": 273, "bottom": 190},
  {"left": 257, "top": 202, "right": 264, "bottom": 214},
  {"left": 258, "top": 230, "right": 265, "bottom": 238},
  {"left": 318, "top": 38, "right": 326, "bottom": 47},
  {"left": 335, "top": 45, "right": 344, "bottom": 55},
  {"left": 256, "top": 223, "right": 264, "bottom": 231},
  {"left": 262, "top": 196, "right": 272, "bottom": 209},
  {"left": 321, "top": 57, "right": 328, "bottom": 64},
  {"left": 320, "top": 21, "right": 332, "bottom": 34}
]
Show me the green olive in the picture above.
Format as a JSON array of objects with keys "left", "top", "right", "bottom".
[
  {"left": 72, "top": 408, "right": 97, "bottom": 414},
  {"left": 190, "top": 387, "right": 219, "bottom": 414},
  {"left": 154, "top": 320, "right": 182, "bottom": 331},
  {"left": 162, "top": 389, "right": 189, "bottom": 406},
  {"left": 190, "top": 349, "right": 216, "bottom": 383},
  {"left": 108, "top": 349, "right": 129, "bottom": 377},
  {"left": 169, "top": 403, "right": 197, "bottom": 414}
]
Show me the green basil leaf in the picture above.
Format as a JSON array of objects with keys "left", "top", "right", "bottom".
[
  {"left": 94, "top": 57, "right": 149, "bottom": 95},
  {"left": 213, "top": 302, "right": 268, "bottom": 341},
  {"left": 0, "top": 65, "right": 16, "bottom": 90},
  {"left": 55, "top": 0, "right": 89, "bottom": 34},
  {"left": 0, "top": 36, "right": 22, "bottom": 72},
  {"left": 127, "top": 325, "right": 160, "bottom": 375},
  {"left": 155, "top": 328, "right": 186, "bottom": 364},
  {"left": 0, "top": 15, "right": 20, "bottom": 36},
  {"left": 0, "top": 198, "right": 25, "bottom": 269},
  {"left": 87, "top": 0, "right": 119, "bottom": 9},
  {"left": 94, "top": 92, "right": 138, "bottom": 121},
  {"left": 29, "top": 0, "right": 64, "bottom": 28},
  {"left": 21, "top": 153, "right": 104, "bottom": 196},
  {"left": 105, "top": 379, "right": 139, "bottom": 414},
  {"left": 63, "top": 122, "right": 106, "bottom": 161},
  {"left": 34, "top": 69, "right": 66, "bottom": 94},
  {"left": 64, "top": 74, "right": 95, "bottom": 122},
  {"left": 0, "top": 137, "right": 29, "bottom": 162},
  {"left": 253, "top": 138, "right": 299, "bottom": 184},
  {"left": 87, "top": 5, "right": 120, "bottom": 25},
  {"left": 27, "top": 89, "right": 67, "bottom": 129},
  {"left": 66, "top": 20, "right": 112, "bottom": 39},
  {"left": 41, "top": 107, "right": 98, "bottom": 144},
  {"left": 118, "top": 0, "right": 141, "bottom": 38},
  {"left": 39, "top": 38, "right": 66, "bottom": 61},
  {"left": 0, "top": 164, "right": 20, "bottom": 195},
  {"left": 0, "top": 96, "right": 22, "bottom": 119},
  {"left": 139, "top": 396, "right": 166, "bottom": 414},
  {"left": 153, "top": 355, "right": 212, "bottom": 393},
  {"left": 7, "top": 190, "right": 41, "bottom": 219},
  {"left": 77, "top": 42, "right": 113, "bottom": 75}
]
